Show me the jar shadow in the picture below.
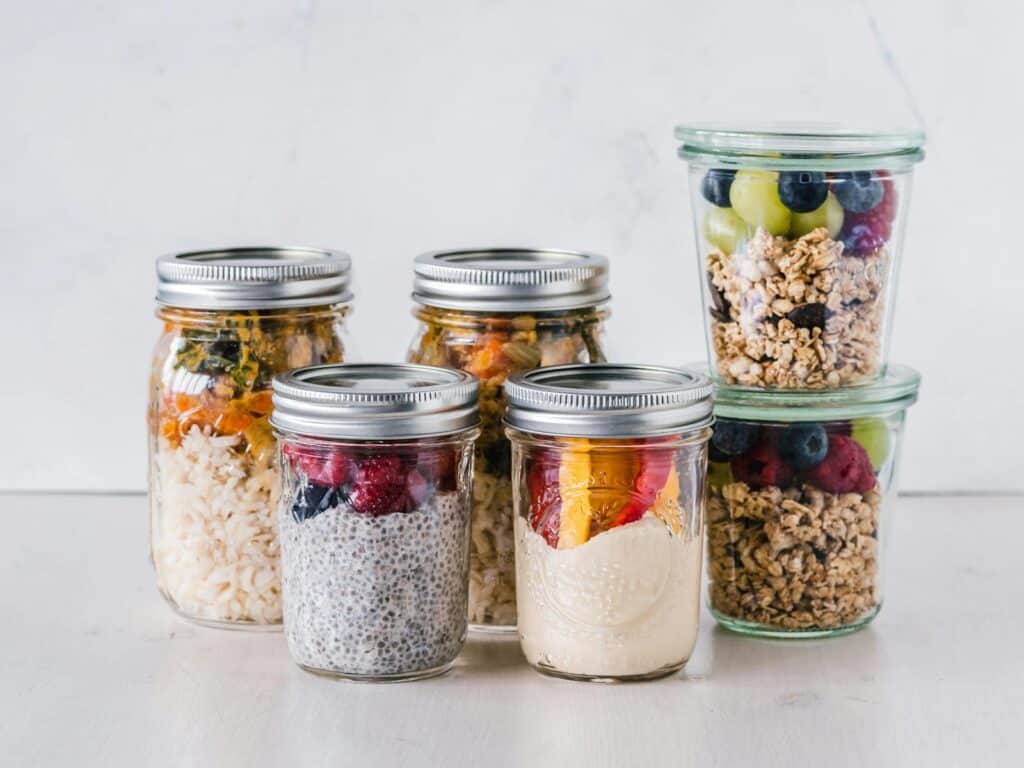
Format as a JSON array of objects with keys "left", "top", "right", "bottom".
[{"left": 450, "top": 632, "right": 526, "bottom": 679}]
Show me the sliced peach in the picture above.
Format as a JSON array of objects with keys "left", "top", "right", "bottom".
[
  {"left": 556, "top": 439, "right": 592, "bottom": 549},
  {"left": 651, "top": 466, "right": 682, "bottom": 535}
]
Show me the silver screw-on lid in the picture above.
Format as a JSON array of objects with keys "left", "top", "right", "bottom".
[
  {"left": 505, "top": 364, "right": 713, "bottom": 438},
  {"left": 271, "top": 363, "right": 480, "bottom": 440},
  {"left": 156, "top": 246, "right": 353, "bottom": 310},
  {"left": 412, "top": 248, "right": 610, "bottom": 312}
]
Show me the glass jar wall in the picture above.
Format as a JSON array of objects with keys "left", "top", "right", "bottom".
[
  {"left": 676, "top": 124, "right": 924, "bottom": 390},
  {"left": 698, "top": 365, "right": 920, "bottom": 637},
  {"left": 505, "top": 365, "right": 712, "bottom": 681},
  {"left": 406, "top": 248, "right": 610, "bottom": 632},
  {"left": 271, "top": 364, "right": 479, "bottom": 681},
  {"left": 148, "top": 247, "right": 352, "bottom": 628}
]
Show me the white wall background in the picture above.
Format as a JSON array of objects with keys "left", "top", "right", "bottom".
[{"left": 1, "top": 0, "right": 1020, "bottom": 493}]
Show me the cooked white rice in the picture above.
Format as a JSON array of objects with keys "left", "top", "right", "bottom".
[{"left": 151, "top": 425, "right": 282, "bottom": 624}]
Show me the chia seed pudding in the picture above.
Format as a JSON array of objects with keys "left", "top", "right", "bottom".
[{"left": 280, "top": 488, "right": 470, "bottom": 678}]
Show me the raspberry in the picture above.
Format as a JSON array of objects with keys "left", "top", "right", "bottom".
[
  {"left": 805, "top": 435, "right": 876, "bottom": 494},
  {"left": 730, "top": 435, "right": 794, "bottom": 489},
  {"left": 283, "top": 444, "right": 351, "bottom": 487},
  {"left": 414, "top": 446, "right": 457, "bottom": 491},
  {"left": 347, "top": 456, "right": 409, "bottom": 516},
  {"left": 840, "top": 177, "right": 897, "bottom": 256}
]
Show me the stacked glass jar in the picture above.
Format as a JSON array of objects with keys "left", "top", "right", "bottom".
[
  {"left": 676, "top": 124, "right": 925, "bottom": 637},
  {"left": 406, "top": 248, "right": 610, "bottom": 632},
  {"left": 148, "top": 247, "right": 352, "bottom": 628}
]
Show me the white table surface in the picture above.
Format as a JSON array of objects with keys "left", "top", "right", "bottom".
[{"left": 2, "top": 493, "right": 1021, "bottom": 767}]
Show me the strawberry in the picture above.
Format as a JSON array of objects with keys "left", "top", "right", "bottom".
[
  {"left": 283, "top": 444, "right": 351, "bottom": 487},
  {"left": 414, "top": 446, "right": 457, "bottom": 491},
  {"left": 528, "top": 450, "right": 562, "bottom": 547},
  {"left": 347, "top": 456, "right": 409, "bottom": 516}
]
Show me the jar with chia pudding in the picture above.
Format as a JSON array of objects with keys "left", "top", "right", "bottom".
[
  {"left": 695, "top": 364, "right": 920, "bottom": 637},
  {"left": 505, "top": 365, "right": 712, "bottom": 682},
  {"left": 271, "top": 364, "right": 479, "bottom": 681},
  {"left": 149, "top": 247, "right": 351, "bottom": 628},
  {"left": 676, "top": 124, "right": 924, "bottom": 389},
  {"left": 407, "top": 248, "right": 610, "bottom": 632}
]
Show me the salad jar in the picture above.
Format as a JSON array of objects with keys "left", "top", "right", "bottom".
[
  {"left": 505, "top": 364, "right": 712, "bottom": 682},
  {"left": 676, "top": 124, "right": 925, "bottom": 389},
  {"left": 148, "top": 247, "right": 352, "bottom": 628},
  {"left": 407, "top": 248, "right": 610, "bottom": 632},
  {"left": 271, "top": 364, "right": 479, "bottom": 681},
  {"left": 698, "top": 364, "right": 921, "bottom": 637}
]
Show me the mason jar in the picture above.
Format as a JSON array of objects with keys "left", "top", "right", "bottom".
[
  {"left": 407, "top": 248, "right": 611, "bottom": 632},
  {"left": 676, "top": 124, "right": 925, "bottom": 389},
  {"left": 270, "top": 364, "right": 479, "bottom": 681},
  {"left": 505, "top": 364, "right": 712, "bottom": 681},
  {"left": 698, "top": 364, "right": 921, "bottom": 637},
  {"left": 148, "top": 247, "right": 352, "bottom": 628}
]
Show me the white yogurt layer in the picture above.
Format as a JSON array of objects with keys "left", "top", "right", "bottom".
[{"left": 515, "top": 514, "right": 702, "bottom": 677}]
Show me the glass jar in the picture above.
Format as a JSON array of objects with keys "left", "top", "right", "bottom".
[
  {"left": 148, "top": 247, "right": 352, "bottom": 628},
  {"left": 407, "top": 248, "right": 611, "bottom": 632},
  {"left": 697, "top": 364, "right": 921, "bottom": 637},
  {"left": 676, "top": 124, "right": 925, "bottom": 389},
  {"left": 505, "top": 364, "right": 712, "bottom": 682},
  {"left": 271, "top": 364, "right": 479, "bottom": 681}
]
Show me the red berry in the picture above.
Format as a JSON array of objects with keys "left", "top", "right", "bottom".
[
  {"left": 347, "top": 456, "right": 409, "bottom": 516},
  {"left": 283, "top": 444, "right": 351, "bottom": 487},
  {"left": 841, "top": 177, "right": 898, "bottom": 256},
  {"left": 528, "top": 450, "right": 561, "bottom": 547},
  {"left": 414, "top": 446, "right": 457, "bottom": 492},
  {"left": 805, "top": 435, "right": 876, "bottom": 494},
  {"left": 731, "top": 435, "right": 794, "bottom": 489}
]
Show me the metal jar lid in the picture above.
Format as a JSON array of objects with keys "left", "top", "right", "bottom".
[
  {"left": 156, "top": 246, "right": 352, "bottom": 310},
  {"left": 412, "top": 248, "right": 610, "bottom": 312},
  {"left": 271, "top": 363, "right": 480, "bottom": 440},
  {"left": 505, "top": 364, "right": 713, "bottom": 438}
]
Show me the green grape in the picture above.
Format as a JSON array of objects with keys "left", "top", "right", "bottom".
[
  {"left": 703, "top": 206, "right": 750, "bottom": 254},
  {"left": 729, "top": 170, "right": 791, "bottom": 235},
  {"left": 851, "top": 418, "right": 891, "bottom": 470},
  {"left": 789, "top": 192, "right": 844, "bottom": 238},
  {"left": 707, "top": 460, "right": 733, "bottom": 490}
]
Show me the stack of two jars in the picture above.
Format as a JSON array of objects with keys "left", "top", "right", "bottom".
[{"left": 677, "top": 125, "right": 925, "bottom": 638}]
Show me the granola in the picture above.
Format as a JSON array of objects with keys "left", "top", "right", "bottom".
[
  {"left": 707, "top": 227, "right": 887, "bottom": 389},
  {"left": 706, "top": 480, "right": 881, "bottom": 631}
]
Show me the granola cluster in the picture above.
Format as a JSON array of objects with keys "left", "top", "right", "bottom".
[
  {"left": 706, "top": 480, "right": 881, "bottom": 631},
  {"left": 707, "top": 227, "right": 887, "bottom": 389}
]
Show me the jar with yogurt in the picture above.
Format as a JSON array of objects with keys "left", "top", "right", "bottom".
[
  {"left": 407, "top": 248, "right": 611, "bottom": 632},
  {"left": 505, "top": 364, "right": 712, "bottom": 681},
  {"left": 271, "top": 363, "right": 479, "bottom": 681},
  {"left": 697, "top": 364, "right": 920, "bottom": 637},
  {"left": 148, "top": 247, "right": 352, "bottom": 628}
]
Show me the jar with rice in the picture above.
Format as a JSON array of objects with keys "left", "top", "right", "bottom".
[
  {"left": 148, "top": 247, "right": 352, "bottom": 628},
  {"left": 406, "top": 248, "right": 610, "bottom": 631}
]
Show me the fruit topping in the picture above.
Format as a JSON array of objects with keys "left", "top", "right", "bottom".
[
  {"left": 528, "top": 449, "right": 563, "bottom": 547},
  {"left": 730, "top": 436, "right": 794, "bottom": 489},
  {"left": 840, "top": 178, "right": 896, "bottom": 255},
  {"left": 415, "top": 446, "right": 458, "bottom": 492},
  {"left": 557, "top": 440, "right": 593, "bottom": 548},
  {"left": 729, "top": 169, "right": 792, "bottom": 235},
  {"left": 850, "top": 418, "right": 891, "bottom": 470},
  {"left": 284, "top": 444, "right": 351, "bottom": 487},
  {"left": 347, "top": 456, "right": 409, "bottom": 516},
  {"left": 778, "top": 423, "right": 828, "bottom": 470},
  {"left": 612, "top": 444, "right": 673, "bottom": 528},
  {"left": 703, "top": 206, "right": 750, "bottom": 255},
  {"left": 291, "top": 483, "right": 340, "bottom": 523},
  {"left": 804, "top": 434, "right": 875, "bottom": 494},
  {"left": 701, "top": 168, "right": 736, "bottom": 207},
  {"left": 786, "top": 302, "right": 828, "bottom": 330},
  {"left": 778, "top": 171, "right": 828, "bottom": 213},
  {"left": 651, "top": 466, "right": 681, "bottom": 534},
  {"left": 711, "top": 421, "right": 759, "bottom": 457},
  {"left": 788, "top": 192, "right": 844, "bottom": 238},
  {"left": 832, "top": 171, "right": 884, "bottom": 213}
]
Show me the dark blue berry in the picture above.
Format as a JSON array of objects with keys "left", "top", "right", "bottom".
[
  {"left": 701, "top": 169, "right": 736, "bottom": 207},
  {"left": 832, "top": 172, "right": 884, "bottom": 213},
  {"left": 778, "top": 171, "right": 828, "bottom": 213},
  {"left": 787, "top": 303, "right": 828, "bottom": 329},
  {"left": 711, "top": 421, "right": 760, "bottom": 457},
  {"left": 291, "top": 483, "right": 338, "bottom": 523},
  {"left": 779, "top": 423, "right": 828, "bottom": 470}
]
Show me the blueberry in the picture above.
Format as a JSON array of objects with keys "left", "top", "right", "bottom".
[
  {"left": 832, "top": 172, "right": 884, "bottom": 213},
  {"left": 292, "top": 483, "right": 338, "bottom": 523},
  {"left": 779, "top": 423, "right": 828, "bottom": 470},
  {"left": 787, "top": 303, "right": 828, "bottom": 330},
  {"left": 777, "top": 171, "right": 828, "bottom": 213},
  {"left": 701, "top": 169, "right": 736, "bottom": 208},
  {"left": 711, "top": 421, "right": 760, "bottom": 457}
]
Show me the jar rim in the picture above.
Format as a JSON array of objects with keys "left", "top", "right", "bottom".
[
  {"left": 675, "top": 122, "right": 925, "bottom": 171},
  {"left": 683, "top": 363, "right": 921, "bottom": 420}
]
